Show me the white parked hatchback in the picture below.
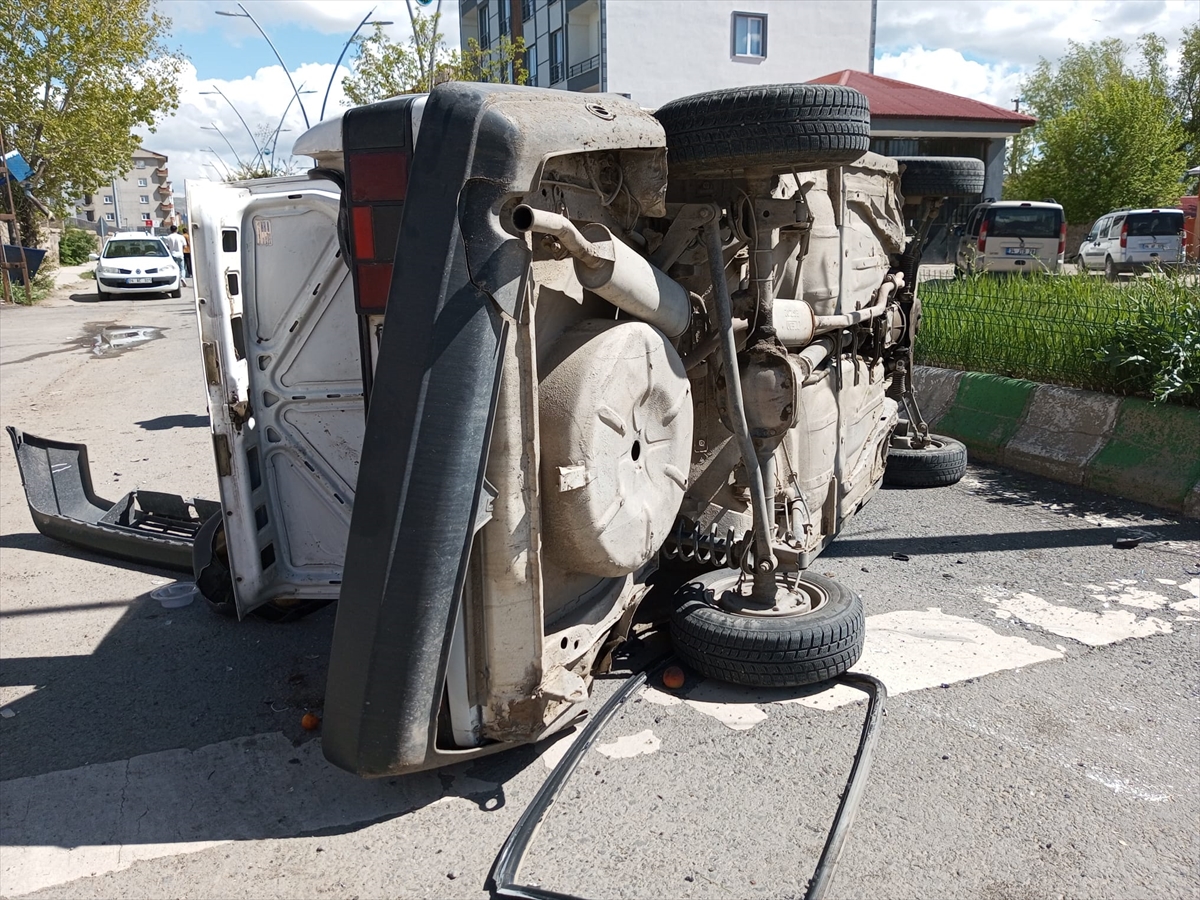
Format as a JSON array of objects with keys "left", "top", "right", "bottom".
[{"left": 91, "top": 233, "right": 182, "bottom": 300}]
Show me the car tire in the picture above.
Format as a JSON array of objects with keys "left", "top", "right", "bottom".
[
  {"left": 883, "top": 433, "right": 968, "bottom": 488},
  {"left": 670, "top": 570, "right": 864, "bottom": 688},
  {"left": 892, "top": 156, "right": 986, "bottom": 199},
  {"left": 1104, "top": 256, "right": 1118, "bottom": 282},
  {"left": 653, "top": 84, "right": 871, "bottom": 177},
  {"left": 169, "top": 287, "right": 182, "bottom": 298},
  {"left": 96, "top": 288, "right": 110, "bottom": 301}
]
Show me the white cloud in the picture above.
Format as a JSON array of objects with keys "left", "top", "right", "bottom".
[
  {"left": 875, "top": 47, "right": 1025, "bottom": 111},
  {"left": 142, "top": 59, "right": 353, "bottom": 196},
  {"left": 877, "top": 0, "right": 1198, "bottom": 69}
]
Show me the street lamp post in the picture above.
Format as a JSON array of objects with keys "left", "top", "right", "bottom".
[
  {"left": 268, "top": 84, "right": 315, "bottom": 170},
  {"left": 201, "top": 124, "right": 245, "bottom": 169},
  {"left": 216, "top": 3, "right": 311, "bottom": 129},
  {"left": 320, "top": 7, "right": 394, "bottom": 122},
  {"left": 199, "top": 86, "right": 265, "bottom": 167}
]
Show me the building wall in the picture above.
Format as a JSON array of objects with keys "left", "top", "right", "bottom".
[
  {"left": 458, "top": 0, "right": 874, "bottom": 106},
  {"left": 76, "top": 149, "right": 174, "bottom": 231},
  {"left": 604, "top": 0, "right": 875, "bottom": 109}
]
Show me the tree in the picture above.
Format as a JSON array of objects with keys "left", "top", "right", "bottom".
[
  {"left": 1006, "top": 36, "right": 1186, "bottom": 225},
  {"left": 0, "top": 0, "right": 184, "bottom": 247},
  {"left": 341, "top": 10, "right": 526, "bottom": 108},
  {"left": 1172, "top": 24, "right": 1200, "bottom": 170}
]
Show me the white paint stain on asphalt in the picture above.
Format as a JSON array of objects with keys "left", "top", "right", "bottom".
[
  {"left": 1084, "top": 582, "right": 1171, "bottom": 610},
  {"left": 641, "top": 686, "right": 683, "bottom": 706},
  {"left": 0, "top": 732, "right": 459, "bottom": 896},
  {"left": 540, "top": 729, "right": 582, "bottom": 770},
  {"left": 794, "top": 608, "right": 1063, "bottom": 711},
  {"left": 1170, "top": 578, "right": 1200, "bottom": 613},
  {"left": 684, "top": 681, "right": 770, "bottom": 730},
  {"left": 596, "top": 730, "right": 661, "bottom": 759},
  {"left": 979, "top": 590, "right": 1173, "bottom": 646}
]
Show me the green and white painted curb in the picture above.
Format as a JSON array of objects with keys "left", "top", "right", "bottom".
[{"left": 913, "top": 367, "right": 1200, "bottom": 518}]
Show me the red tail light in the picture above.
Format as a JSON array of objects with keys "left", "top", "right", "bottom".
[
  {"left": 1058, "top": 221, "right": 1066, "bottom": 256},
  {"left": 978, "top": 218, "right": 988, "bottom": 252},
  {"left": 1120, "top": 222, "right": 1127, "bottom": 249},
  {"left": 344, "top": 149, "right": 410, "bottom": 313}
]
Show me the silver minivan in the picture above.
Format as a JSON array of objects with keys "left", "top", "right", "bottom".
[
  {"left": 955, "top": 200, "right": 1066, "bottom": 275},
  {"left": 1077, "top": 208, "right": 1186, "bottom": 279}
]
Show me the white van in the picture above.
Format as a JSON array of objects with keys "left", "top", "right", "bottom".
[
  {"left": 1077, "top": 208, "right": 1186, "bottom": 279},
  {"left": 955, "top": 200, "right": 1066, "bottom": 275}
]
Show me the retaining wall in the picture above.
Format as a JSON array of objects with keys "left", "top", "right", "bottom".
[{"left": 913, "top": 367, "right": 1200, "bottom": 518}]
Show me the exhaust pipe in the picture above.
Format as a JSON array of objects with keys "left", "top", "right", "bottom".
[{"left": 512, "top": 206, "right": 690, "bottom": 338}]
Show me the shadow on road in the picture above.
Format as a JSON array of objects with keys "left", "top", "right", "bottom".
[{"left": 135, "top": 413, "right": 210, "bottom": 431}]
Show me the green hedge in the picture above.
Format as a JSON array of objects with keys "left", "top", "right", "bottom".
[
  {"left": 915, "top": 273, "right": 1199, "bottom": 407},
  {"left": 58, "top": 227, "right": 97, "bottom": 265}
]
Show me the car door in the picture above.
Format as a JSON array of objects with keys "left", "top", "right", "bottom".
[
  {"left": 1080, "top": 217, "right": 1106, "bottom": 269},
  {"left": 188, "top": 176, "right": 363, "bottom": 617}
]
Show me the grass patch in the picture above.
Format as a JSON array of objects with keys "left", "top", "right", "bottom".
[{"left": 915, "top": 272, "right": 1199, "bottom": 407}]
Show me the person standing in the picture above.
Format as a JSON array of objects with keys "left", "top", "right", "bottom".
[
  {"left": 180, "top": 224, "right": 193, "bottom": 280},
  {"left": 163, "top": 225, "right": 188, "bottom": 288}
]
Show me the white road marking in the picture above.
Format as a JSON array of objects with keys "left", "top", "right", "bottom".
[
  {"left": 684, "top": 682, "right": 770, "bottom": 730},
  {"left": 0, "top": 732, "right": 463, "bottom": 896},
  {"left": 978, "top": 589, "right": 1172, "bottom": 646},
  {"left": 596, "top": 730, "right": 661, "bottom": 759},
  {"left": 794, "top": 608, "right": 1062, "bottom": 711}
]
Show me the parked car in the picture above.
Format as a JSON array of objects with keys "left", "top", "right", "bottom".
[
  {"left": 954, "top": 200, "right": 1066, "bottom": 275},
  {"left": 1077, "top": 208, "right": 1186, "bottom": 279},
  {"left": 89, "top": 233, "right": 182, "bottom": 300},
  {"left": 13, "top": 83, "right": 973, "bottom": 777}
]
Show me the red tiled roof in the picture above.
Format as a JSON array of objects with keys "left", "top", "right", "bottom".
[{"left": 809, "top": 70, "right": 1037, "bottom": 125}]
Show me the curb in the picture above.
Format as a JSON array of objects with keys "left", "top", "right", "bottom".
[{"left": 913, "top": 366, "right": 1200, "bottom": 518}]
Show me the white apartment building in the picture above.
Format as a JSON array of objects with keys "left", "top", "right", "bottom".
[
  {"left": 76, "top": 148, "right": 175, "bottom": 232},
  {"left": 458, "top": 0, "right": 876, "bottom": 110}
]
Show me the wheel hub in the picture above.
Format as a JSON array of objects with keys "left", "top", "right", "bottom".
[{"left": 711, "top": 571, "right": 827, "bottom": 618}]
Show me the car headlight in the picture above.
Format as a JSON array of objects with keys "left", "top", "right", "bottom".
[{"left": 97, "top": 265, "right": 118, "bottom": 275}]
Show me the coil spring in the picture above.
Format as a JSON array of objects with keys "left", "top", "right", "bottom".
[{"left": 661, "top": 517, "right": 746, "bottom": 569}]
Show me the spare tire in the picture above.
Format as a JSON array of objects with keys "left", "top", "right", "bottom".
[
  {"left": 655, "top": 84, "right": 871, "bottom": 177},
  {"left": 670, "top": 570, "right": 864, "bottom": 687},
  {"left": 883, "top": 434, "right": 968, "bottom": 488},
  {"left": 894, "top": 156, "right": 985, "bottom": 199}
]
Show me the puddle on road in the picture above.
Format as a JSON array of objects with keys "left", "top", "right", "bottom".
[{"left": 68, "top": 322, "right": 166, "bottom": 359}]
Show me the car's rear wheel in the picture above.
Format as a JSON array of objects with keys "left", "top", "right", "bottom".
[
  {"left": 654, "top": 84, "right": 871, "bottom": 177},
  {"left": 670, "top": 569, "right": 864, "bottom": 687},
  {"left": 883, "top": 433, "right": 967, "bottom": 488},
  {"left": 892, "top": 156, "right": 986, "bottom": 199}
]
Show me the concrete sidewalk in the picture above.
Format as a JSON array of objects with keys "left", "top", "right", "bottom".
[{"left": 914, "top": 366, "right": 1200, "bottom": 518}]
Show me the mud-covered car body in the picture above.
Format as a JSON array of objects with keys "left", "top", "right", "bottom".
[{"left": 178, "top": 83, "right": 924, "bottom": 776}]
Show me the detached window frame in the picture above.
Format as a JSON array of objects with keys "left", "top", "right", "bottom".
[{"left": 732, "top": 12, "right": 767, "bottom": 60}]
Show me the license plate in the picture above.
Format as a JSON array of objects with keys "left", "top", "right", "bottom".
[
  {"left": 1005, "top": 247, "right": 1034, "bottom": 256},
  {"left": 128, "top": 278, "right": 152, "bottom": 284},
  {"left": 1145, "top": 243, "right": 1165, "bottom": 250}
]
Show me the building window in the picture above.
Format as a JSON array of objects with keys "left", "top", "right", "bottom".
[
  {"left": 732, "top": 13, "right": 767, "bottom": 58},
  {"left": 105, "top": 212, "right": 115, "bottom": 221},
  {"left": 137, "top": 178, "right": 148, "bottom": 187},
  {"left": 136, "top": 160, "right": 146, "bottom": 169},
  {"left": 550, "top": 28, "right": 564, "bottom": 83},
  {"left": 103, "top": 195, "right": 113, "bottom": 204},
  {"left": 497, "top": 0, "right": 509, "bottom": 37},
  {"left": 526, "top": 43, "right": 538, "bottom": 85},
  {"left": 139, "top": 195, "right": 150, "bottom": 204},
  {"left": 522, "top": 0, "right": 534, "bottom": 20},
  {"left": 479, "top": 1, "right": 490, "bottom": 47}
]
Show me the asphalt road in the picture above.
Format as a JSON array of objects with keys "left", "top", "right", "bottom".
[{"left": 1, "top": 270, "right": 1198, "bottom": 900}]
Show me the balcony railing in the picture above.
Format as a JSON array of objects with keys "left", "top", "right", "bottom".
[
  {"left": 550, "top": 62, "right": 564, "bottom": 83},
  {"left": 155, "top": 166, "right": 168, "bottom": 177},
  {"left": 567, "top": 54, "right": 599, "bottom": 79}
]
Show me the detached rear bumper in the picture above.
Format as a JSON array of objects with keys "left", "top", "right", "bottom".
[{"left": 6, "top": 427, "right": 219, "bottom": 572}]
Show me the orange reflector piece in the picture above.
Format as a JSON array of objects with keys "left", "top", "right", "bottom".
[
  {"left": 351, "top": 206, "right": 375, "bottom": 259},
  {"left": 356, "top": 262, "right": 393, "bottom": 311}
]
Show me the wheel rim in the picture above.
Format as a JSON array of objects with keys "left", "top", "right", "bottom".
[{"left": 699, "top": 570, "right": 830, "bottom": 619}]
